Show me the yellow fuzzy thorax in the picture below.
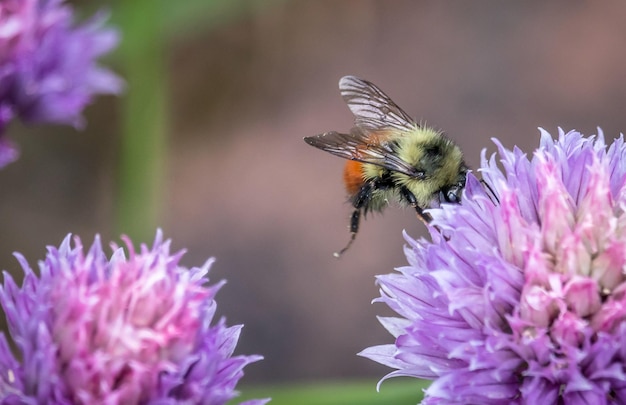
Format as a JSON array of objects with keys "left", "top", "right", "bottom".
[{"left": 361, "top": 126, "right": 465, "bottom": 208}]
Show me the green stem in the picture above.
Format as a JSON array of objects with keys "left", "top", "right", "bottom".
[{"left": 114, "top": 1, "right": 167, "bottom": 241}]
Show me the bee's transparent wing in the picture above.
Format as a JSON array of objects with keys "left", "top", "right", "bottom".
[
  {"left": 339, "top": 75, "right": 417, "bottom": 133},
  {"left": 304, "top": 130, "right": 424, "bottom": 179}
]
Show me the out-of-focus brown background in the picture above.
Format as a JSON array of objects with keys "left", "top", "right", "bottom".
[{"left": 2, "top": 1, "right": 626, "bottom": 384}]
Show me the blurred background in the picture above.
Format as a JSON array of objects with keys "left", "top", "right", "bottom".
[{"left": 2, "top": 0, "right": 626, "bottom": 402}]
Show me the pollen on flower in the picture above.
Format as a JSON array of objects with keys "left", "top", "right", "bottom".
[{"left": 360, "top": 129, "right": 626, "bottom": 404}]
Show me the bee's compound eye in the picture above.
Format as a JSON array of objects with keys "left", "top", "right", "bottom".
[{"left": 445, "top": 187, "right": 461, "bottom": 203}]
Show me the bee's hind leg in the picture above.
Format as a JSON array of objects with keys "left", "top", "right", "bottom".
[
  {"left": 334, "top": 209, "right": 360, "bottom": 258},
  {"left": 334, "top": 181, "right": 376, "bottom": 258}
]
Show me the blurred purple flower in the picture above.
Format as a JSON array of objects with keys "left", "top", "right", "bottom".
[
  {"left": 0, "top": 230, "right": 268, "bottom": 405},
  {"left": 360, "top": 129, "right": 626, "bottom": 404},
  {"left": 0, "top": 0, "right": 123, "bottom": 168}
]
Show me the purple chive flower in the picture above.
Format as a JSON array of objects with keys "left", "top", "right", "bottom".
[
  {"left": 0, "top": 230, "right": 268, "bottom": 405},
  {"left": 360, "top": 129, "right": 626, "bottom": 404},
  {"left": 0, "top": 0, "right": 123, "bottom": 168}
]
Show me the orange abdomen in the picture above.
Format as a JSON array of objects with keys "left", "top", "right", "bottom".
[{"left": 343, "top": 160, "right": 365, "bottom": 195}]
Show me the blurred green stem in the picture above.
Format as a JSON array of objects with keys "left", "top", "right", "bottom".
[{"left": 115, "top": 1, "right": 167, "bottom": 240}]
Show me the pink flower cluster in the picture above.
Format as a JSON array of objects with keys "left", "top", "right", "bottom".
[{"left": 0, "top": 231, "right": 267, "bottom": 404}]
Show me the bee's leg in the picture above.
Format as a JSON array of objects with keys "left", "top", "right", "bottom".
[
  {"left": 334, "top": 209, "right": 360, "bottom": 258},
  {"left": 400, "top": 186, "right": 432, "bottom": 225},
  {"left": 334, "top": 181, "right": 374, "bottom": 258}
]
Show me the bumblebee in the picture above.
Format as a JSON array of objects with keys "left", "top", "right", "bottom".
[{"left": 304, "top": 76, "right": 468, "bottom": 257}]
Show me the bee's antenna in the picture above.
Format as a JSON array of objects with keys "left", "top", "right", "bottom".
[
  {"left": 333, "top": 233, "right": 356, "bottom": 258},
  {"left": 480, "top": 179, "right": 500, "bottom": 204}
]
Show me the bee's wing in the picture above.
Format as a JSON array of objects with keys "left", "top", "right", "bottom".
[
  {"left": 304, "top": 130, "right": 424, "bottom": 179},
  {"left": 339, "top": 75, "right": 417, "bottom": 133}
]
